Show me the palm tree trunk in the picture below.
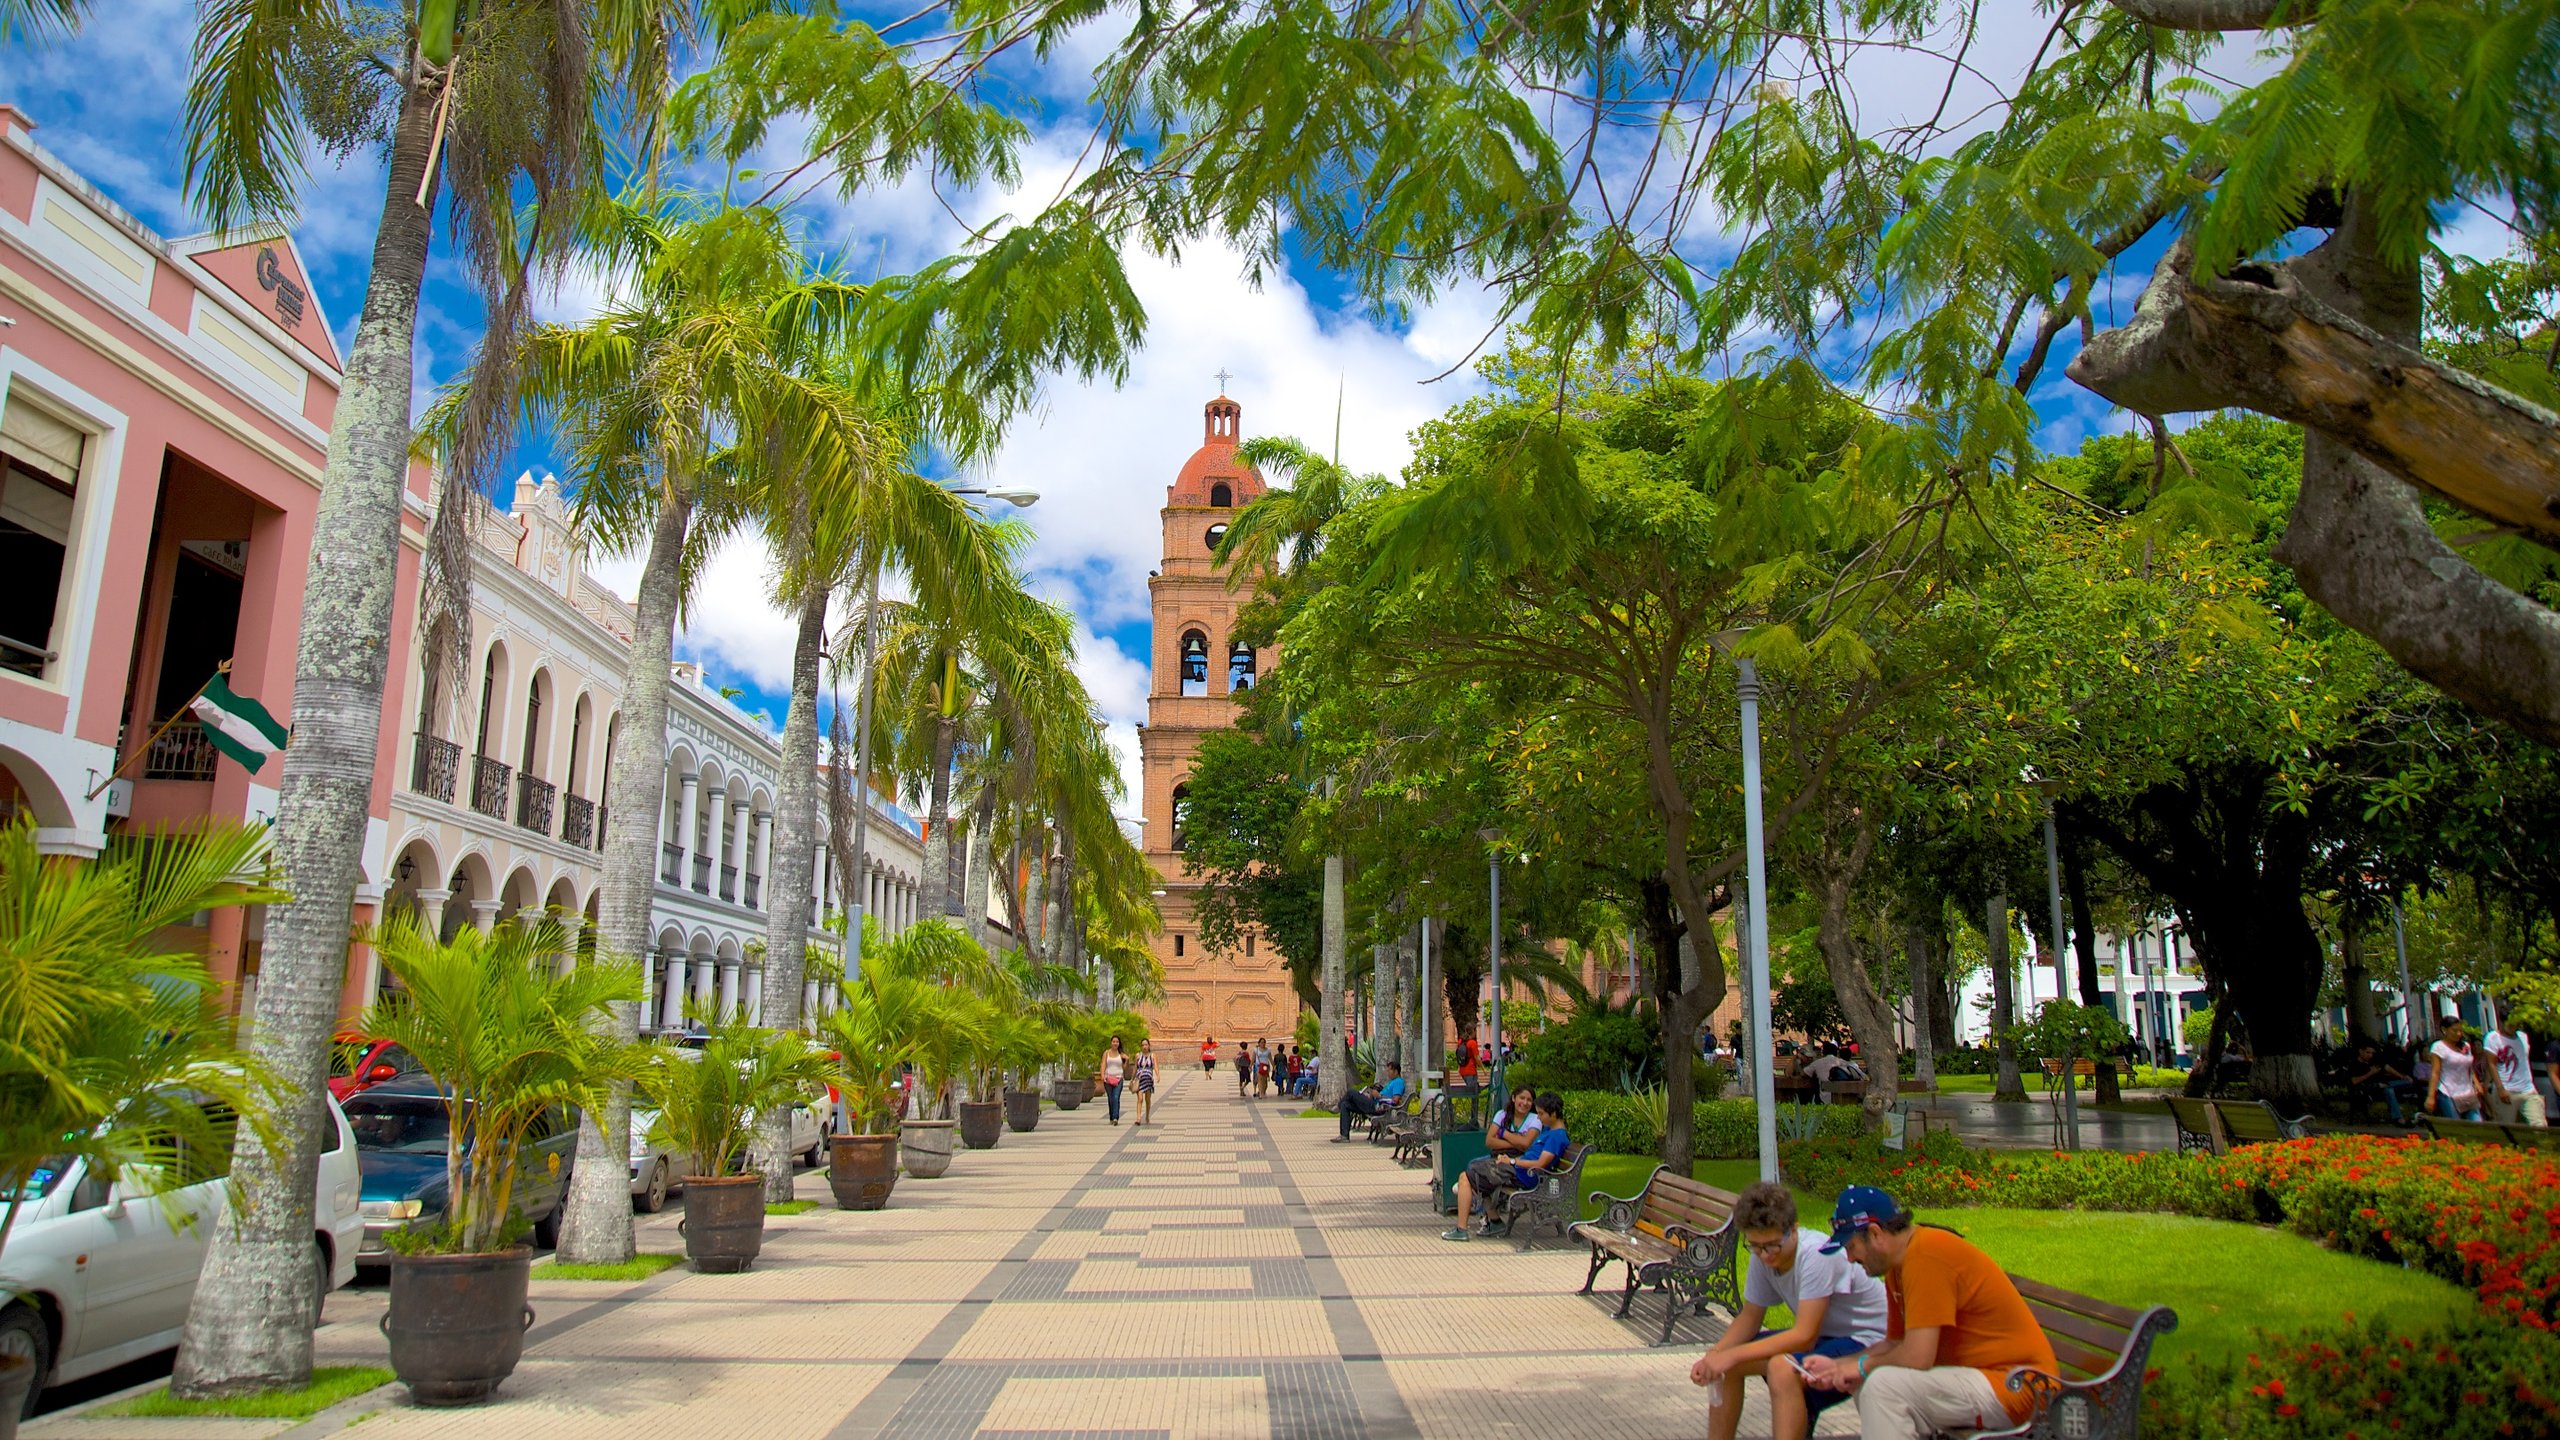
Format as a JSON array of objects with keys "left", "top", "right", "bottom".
[
  {"left": 560, "top": 485, "right": 694, "bottom": 1262},
  {"left": 756, "top": 577, "right": 826, "bottom": 1201},
  {"left": 962, "top": 781, "right": 996, "bottom": 949},
  {"left": 173, "top": 68, "right": 444, "bottom": 1400},
  {"left": 1318, "top": 829, "right": 1349, "bottom": 1106},
  {"left": 1043, "top": 829, "right": 1075, "bottom": 968},
  {"left": 922, "top": 712, "right": 957, "bottom": 916},
  {"left": 1988, "top": 892, "right": 2028, "bottom": 1103}
]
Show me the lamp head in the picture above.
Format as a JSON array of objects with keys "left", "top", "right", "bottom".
[{"left": 981, "top": 486, "right": 1040, "bottom": 508}]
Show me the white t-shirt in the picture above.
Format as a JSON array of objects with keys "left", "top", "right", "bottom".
[
  {"left": 1741, "top": 1226, "right": 1889, "bottom": 1345},
  {"left": 2483, "top": 1030, "right": 2535, "bottom": 1096},
  {"left": 2431, "top": 1040, "right": 2481, "bottom": 1101}
]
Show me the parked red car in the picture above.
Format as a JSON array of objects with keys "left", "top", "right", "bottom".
[{"left": 328, "top": 1034, "right": 423, "bottom": 1100}]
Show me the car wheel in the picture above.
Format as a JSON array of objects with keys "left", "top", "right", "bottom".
[
  {"left": 310, "top": 1239, "right": 333, "bottom": 1328},
  {"left": 801, "top": 1138, "right": 822, "bottom": 1168},
  {"left": 0, "top": 1302, "right": 52, "bottom": 1420},
  {"left": 636, "top": 1160, "right": 669, "bottom": 1214}
]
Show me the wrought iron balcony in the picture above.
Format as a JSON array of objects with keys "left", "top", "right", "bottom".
[
  {"left": 143, "top": 719, "right": 218, "bottom": 781},
  {"left": 469, "top": 756, "right": 512, "bottom": 820},
  {"left": 409, "top": 733, "right": 461, "bottom": 802},
  {"left": 595, "top": 805, "right": 608, "bottom": 851},
  {"left": 661, "top": 842, "right": 683, "bottom": 884},
  {"left": 691, "top": 853, "right": 712, "bottom": 894},
  {"left": 719, "top": 863, "right": 738, "bottom": 903},
  {"left": 516, "top": 773, "right": 555, "bottom": 836},
  {"left": 561, "top": 793, "right": 595, "bottom": 848},
  {"left": 743, "top": 873, "right": 761, "bottom": 909}
]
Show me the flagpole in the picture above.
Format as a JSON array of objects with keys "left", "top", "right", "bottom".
[{"left": 86, "top": 660, "right": 231, "bottom": 801}]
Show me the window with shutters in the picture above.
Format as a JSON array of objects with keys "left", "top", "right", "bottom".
[{"left": 0, "top": 393, "right": 86, "bottom": 681}]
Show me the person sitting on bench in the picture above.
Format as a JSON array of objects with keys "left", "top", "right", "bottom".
[
  {"left": 2345, "top": 1038, "right": 2418, "bottom": 1126},
  {"left": 1334, "top": 1061, "right": 1408, "bottom": 1141},
  {"left": 1691, "top": 1181, "right": 1888, "bottom": 1440},
  {"left": 1485, "top": 1084, "right": 1542, "bottom": 1156},
  {"left": 1443, "top": 1092, "right": 1567, "bottom": 1240}
]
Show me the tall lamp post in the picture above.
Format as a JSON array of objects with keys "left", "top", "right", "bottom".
[
  {"left": 1737, "top": 660, "right": 1778, "bottom": 1185},
  {"left": 844, "top": 484, "right": 1036, "bottom": 983},
  {"left": 2024, "top": 769, "right": 2079, "bottom": 1149},
  {"left": 1479, "top": 827, "right": 1504, "bottom": 1098}
]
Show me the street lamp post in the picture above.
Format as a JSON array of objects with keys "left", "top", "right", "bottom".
[
  {"left": 845, "top": 483, "right": 1036, "bottom": 983},
  {"left": 1737, "top": 660, "right": 1778, "bottom": 1184},
  {"left": 2392, "top": 902, "right": 2418, "bottom": 1045},
  {"left": 1480, "top": 827, "right": 1504, "bottom": 1099}
]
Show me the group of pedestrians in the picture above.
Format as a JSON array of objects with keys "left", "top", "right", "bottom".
[
  {"left": 1227, "top": 1037, "right": 1307, "bottom": 1097},
  {"left": 1692, "top": 1181, "right": 2063, "bottom": 1440},
  {"left": 1097, "top": 1035, "right": 1156, "bottom": 1126},
  {"left": 2346, "top": 1012, "right": 2554, "bottom": 1125}
]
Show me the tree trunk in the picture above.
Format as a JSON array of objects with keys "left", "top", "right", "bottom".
[
  {"left": 756, "top": 578, "right": 826, "bottom": 1201},
  {"left": 923, "top": 712, "right": 958, "bottom": 915},
  {"left": 172, "top": 68, "right": 445, "bottom": 1399},
  {"left": 1987, "top": 893, "right": 2028, "bottom": 1102},
  {"left": 2341, "top": 920, "right": 2383, "bottom": 1044},
  {"left": 1318, "top": 822, "right": 1349, "bottom": 1106},
  {"left": 2061, "top": 831, "right": 2119, "bottom": 1103},
  {"left": 961, "top": 780, "right": 996, "bottom": 949},
  {"left": 1906, "top": 922, "right": 1937, "bottom": 1089},
  {"left": 1808, "top": 814, "right": 1897, "bottom": 1127},
  {"left": 1043, "top": 830, "right": 1075, "bottom": 969},
  {"left": 1635, "top": 875, "right": 1703, "bottom": 1170},
  {"left": 562, "top": 486, "right": 695, "bottom": 1262}
]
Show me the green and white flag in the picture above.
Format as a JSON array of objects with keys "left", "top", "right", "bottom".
[{"left": 188, "top": 673, "right": 288, "bottom": 774}]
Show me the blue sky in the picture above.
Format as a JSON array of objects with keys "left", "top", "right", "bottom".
[{"left": 7, "top": 7, "right": 2520, "bottom": 814}]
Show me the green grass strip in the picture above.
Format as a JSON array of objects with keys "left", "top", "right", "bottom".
[
  {"left": 103, "top": 1366, "right": 393, "bottom": 1418},
  {"left": 544, "top": 1251, "right": 684, "bottom": 1281},
  {"left": 766, "top": 1199, "right": 817, "bottom": 1215}
]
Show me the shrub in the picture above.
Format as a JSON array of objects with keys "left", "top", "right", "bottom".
[
  {"left": 2143, "top": 1311, "right": 2560, "bottom": 1440},
  {"left": 1508, "top": 1005, "right": 1661, "bottom": 1091},
  {"left": 1566, "top": 1092, "right": 1863, "bottom": 1157}
]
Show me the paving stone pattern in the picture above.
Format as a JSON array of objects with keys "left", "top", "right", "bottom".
[{"left": 32, "top": 1072, "right": 1854, "bottom": 1439}]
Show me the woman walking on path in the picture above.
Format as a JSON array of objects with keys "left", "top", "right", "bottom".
[
  {"left": 2428, "top": 1015, "right": 2493, "bottom": 1121},
  {"left": 1134, "top": 1041, "right": 1158, "bottom": 1125},
  {"left": 1235, "top": 1041, "right": 1252, "bottom": 1095},
  {"left": 1102, "top": 1035, "right": 1128, "bottom": 1125},
  {"left": 1201, "top": 1036, "right": 1218, "bottom": 1074}
]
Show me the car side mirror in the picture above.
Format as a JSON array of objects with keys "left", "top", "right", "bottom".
[
  {"left": 368, "top": 1063, "right": 398, "bottom": 1081},
  {"left": 104, "top": 1190, "right": 128, "bottom": 1220}
]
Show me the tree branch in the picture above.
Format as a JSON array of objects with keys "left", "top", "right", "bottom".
[{"left": 2100, "top": 0, "right": 2298, "bottom": 30}]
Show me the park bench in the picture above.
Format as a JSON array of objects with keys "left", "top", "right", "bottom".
[
  {"left": 1568, "top": 1167, "right": 1743, "bottom": 1344},
  {"left": 1495, "top": 1141, "right": 1591, "bottom": 1252},
  {"left": 1366, "top": 1092, "right": 1423, "bottom": 1148},
  {"left": 2426, "top": 1114, "right": 2560, "bottom": 1152},
  {"left": 1898, "top": 1077, "right": 1938, "bottom": 1098},
  {"left": 1937, "top": 1272, "right": 2179, "bottom": 1440},
  {"left": 1389, "top": 1094, "right": 1449, "bottom": 1165},
  {"left": 2037, "top": 1057, "right": 2097, "bottom": 1092},
  {"left": 2164, "top": 1096, "right": 2309, "bottom": 1156}
]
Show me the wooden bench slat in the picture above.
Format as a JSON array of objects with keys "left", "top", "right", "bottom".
[
  {"left": 2012, "top": 1274, "right": 2144, "bottom": 1329},
  {"left": 2026, "top": 1299, "right": 2138, "bottom": 1360}
]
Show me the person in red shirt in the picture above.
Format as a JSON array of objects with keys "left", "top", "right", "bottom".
[
  {"left": 1200, "top": 1036, "right": 1218, "bottom": 1074},
  {"left": 1798, "top": 1187, "right": 2058, "bottom": 1440}
]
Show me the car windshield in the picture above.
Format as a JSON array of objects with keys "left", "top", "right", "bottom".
[
  {"left": 6, "top": 1154, "right": 73, "bottom": 1202},
  {"left": 344, "top": 1099, "right": 452, "bottom": 1153}
]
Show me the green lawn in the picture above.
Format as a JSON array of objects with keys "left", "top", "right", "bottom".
[
  {"left": 765, "top": 1199, "right": 817, "bottom": 1216},
  {"left": 100, "top": 1366, "right": 393, "bottom": 1418},
  {"left": 543, "top": 1251, "right": 684, "bottom": 1281},
  {"left": 1924, "top": 1067, "right": 2185, "bottom": 1094},
  {"left": 1572, "top": 1153, "right": 2471, "bottom": 1372}
]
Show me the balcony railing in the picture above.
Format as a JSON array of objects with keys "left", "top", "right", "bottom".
[
  {"left": 410, "top": 733, "right": 460, "bottom": 802},
  {"left": 470, "top": 756, "right": 511, "bottom": 821},
  {"left": 143, "top": 719, "right": 218, "bottom": 781},
  {"left": 742, "top": 873, "right": 761, "bottom": 909},
  {"left": 516, "top": 774, "right": 555, "bottom": 836},
  {"left": 561, "top": 793, "right": 595, "bottom": 848},
  {"left": 690, "top": 854, "right": 712, "bottom": 894},
  {"left": 661, "top": 842, "right": 683, "bottom": 884},
  {"left": 718, "top": 863, "right": 738, "bottom": 903},
  {"left": 595, "top": 805, "right": 608, "bottom": 851}
]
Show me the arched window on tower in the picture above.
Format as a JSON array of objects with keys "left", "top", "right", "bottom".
[
  {"left": 1228, "top": 642, "right": 1256, "bottom": 692},
  {"left": 1171, "top": 782, "right": 1190, "bottom": 852},
  {"left": 1209, "top": 481, "right": 1233, "bottom": 508},
  {"left": 1179, "top": 630, "right": 1209, "bottom": 697}
]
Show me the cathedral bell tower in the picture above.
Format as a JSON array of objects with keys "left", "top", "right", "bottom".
[{"left": 1136, "top": 394, "right": 1288, "bottom": 1054}]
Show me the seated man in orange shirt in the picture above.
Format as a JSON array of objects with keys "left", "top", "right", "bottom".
[{"left": 1797, "top": 1186, "right": 2058, "bottom": 1440}]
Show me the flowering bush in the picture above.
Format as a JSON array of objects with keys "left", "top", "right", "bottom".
[
  {"left": 2142, "top": 1312, "right": 2560, "bottom": 1439},
  {"left": 1567, "top": 1092, "right": 1863, "bottom": 1157},
  {"left": 1780, "top": 1133, "right": 2560, "bottom": 1330}
]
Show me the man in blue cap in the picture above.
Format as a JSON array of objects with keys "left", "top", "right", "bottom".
[{"left": 1792, "top": 1185, "right": 2057, "bottom": 1440}]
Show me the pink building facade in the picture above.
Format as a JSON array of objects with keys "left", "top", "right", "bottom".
[{"left": 0, "top": 104, "right": 422, "bottom": 1019}]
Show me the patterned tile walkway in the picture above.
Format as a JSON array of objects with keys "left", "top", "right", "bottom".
[{"left": 31, "top": 1072, "right": 1853, "bottom": 1439}]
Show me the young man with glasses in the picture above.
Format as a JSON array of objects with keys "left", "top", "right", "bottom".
[
  {"left": 1796, "top": 1187, "right": 2058, "bottom": 1440},
  {"left": 1689, "top": 1182, "right": 1887, "bottom": 1440}
]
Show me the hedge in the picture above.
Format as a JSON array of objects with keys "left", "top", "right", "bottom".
[
  {"left": 1559, "top": 1091, "right": 1864, "bottom": 1158},
  {"left": 2142, "top": 1312, "right": 2560, "bottom": 1440}
]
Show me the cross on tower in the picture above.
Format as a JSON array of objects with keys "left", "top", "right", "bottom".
[{"left": 1214, "top": 367, "right": 1233, "bottom": 394}]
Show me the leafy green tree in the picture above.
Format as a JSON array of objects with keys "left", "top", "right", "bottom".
[{"left": 1180, "top": 727, "right": 1324, "bottom": 1010}]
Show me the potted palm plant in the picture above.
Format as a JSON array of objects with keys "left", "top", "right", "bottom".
[
  {"left": 897, "top": 988, "right": 987, "bottom": 1178},
  {"left": 995, "top": 1014, "right": 1054, "bottom": 1133},
  {"left": 0, "top": 821, "right": 277, "bottom": 1435},
  {"left": 816, "top": 968, "right": 930, "bottom": 1210},
  {"left": 954, "top": 993, "right": 1008, "bottom": 1150},
  {"left": 361, "top": 918, "right": 639, "bottom": 1406},
  {"left": 635, "top": 1010, "right": 832, "bottom": 1272},
  {"left": 1051, "top": 1010, "right": 1102, "bottom": 1111}
]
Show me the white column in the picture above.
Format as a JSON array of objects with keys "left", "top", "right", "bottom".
[
  {"left": 729, "top": 801, "right": 753, "bottom": 896},
  {"left": 700, "top": 788, "right": 727, "bottom": 891},
  {"left": 804, "top": 978, "right": 820, "bottom": 1022},
  {"left": 661, "top": 953, "right": 688, "bottom": 1029},
  {"left": 744, "top": 966, "right": 764, "bottom": 1025},
  {"left": 469, "top": 900, "right": 501, "bottom": 934},
  {"left": 752, "top": 811, "right": 773, "bottom": 890},
  {"left": 718, "top": 958, "right": 741, "bottom": 1020},
  {"left": 691, "top": 954, "right": 716, "bottom": 1014},
  {"left": 674, "top": 771, "right": 701, "bottom": 881}
]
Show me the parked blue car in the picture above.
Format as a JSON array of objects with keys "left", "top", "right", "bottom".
[{"left": 343, "top": 1076, "right": 577, "bottom": 1265}]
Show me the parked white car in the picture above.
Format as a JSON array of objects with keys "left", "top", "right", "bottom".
[
  {"left": 628, "top": 1099, "right": 825, "bottom": 1213},
  {"left": 0, "top": 1096, "right": 364, "bottom": 1417}
]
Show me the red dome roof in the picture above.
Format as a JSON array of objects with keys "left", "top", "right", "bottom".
[{"left": 1169, "top": 396, "right": 1264, "bottom": 507}]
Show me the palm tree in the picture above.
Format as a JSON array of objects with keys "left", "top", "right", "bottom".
[
  {"left": 169, "top": 2, "right": 774, "bottom": 1398},
  {"left": 0, "top": 0, "right": 82, "bottom": 43},
  {"left": 477, "top": 196, "right": 876, "bottom": 1262}
]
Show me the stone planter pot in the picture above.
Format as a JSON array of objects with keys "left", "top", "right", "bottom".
[
  {"left": 1089, "top": 1075, "right": 1105, "bottom": 1099},
  {"left": 957, "top": 1100, "right": 1004, "bottom": 1150},
  {"left": 1051, "top": 1077, "right": 1086, "bottom": 1111},
  {"left": 679, "top": 1174, "right": 765, "bottom": 1272},
  {"left": 1002, "top": 1090, "right": 1042, "bottom": 1133},
  {"left": 383, "top": 1247, "right": 535, "bottom": 1407},
  {"left": 0, "top": 1352, "right": 36, "bottom": 1439},
  {"left": 828, "top": 1134, "right": 898, "bottom": 1210},
  {"left": 900, "top": 1118, "right": 956, "bottom": 1178}
]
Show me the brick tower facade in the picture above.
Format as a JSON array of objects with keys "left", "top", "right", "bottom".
[{"left": 1137, "top": 395, "right": 1293, "bottom": 1059}]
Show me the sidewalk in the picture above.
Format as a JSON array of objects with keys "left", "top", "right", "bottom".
[{"left": 31, "top": 1072, "right": 1847, "bottom": 1440}]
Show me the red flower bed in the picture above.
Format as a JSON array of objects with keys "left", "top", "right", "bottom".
[{"left": 2143, "top": 1312, "right": 2560, "bottom": 1439}]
